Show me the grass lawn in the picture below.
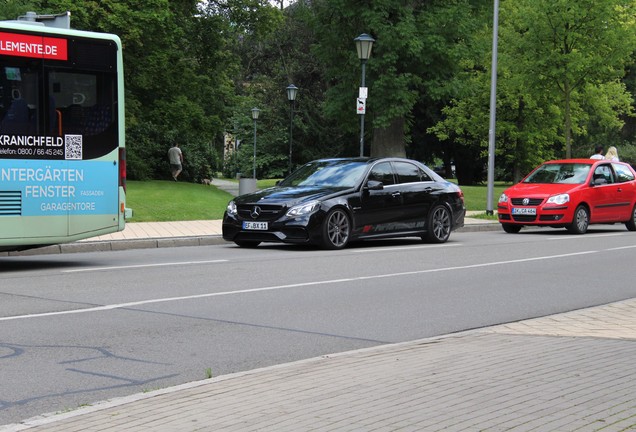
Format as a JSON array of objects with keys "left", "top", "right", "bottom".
[
  {"left": 459, "top": 183, "right": 509, "bottom": 212},
  {"left": 126, "top": 179, "right": 511, "bottom": 222},
  {"left": 127, "top": 180, "right": 234, "bottom": 222}
]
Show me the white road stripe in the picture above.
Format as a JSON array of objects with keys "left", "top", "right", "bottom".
[
  {"left": 1, "top": 250, "right": 596, "bottom": 322},
  {"left": 62, "top": 260, "right": 228, "bottom": 273},
  {"left": 547, "top": 233, "right": 624, "bottom": 240},
  {"left": 350, "top": 243, "right": 462, "bottom": 253}
]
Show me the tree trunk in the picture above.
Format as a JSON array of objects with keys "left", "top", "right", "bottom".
[{"left": 370, "top": 117, "right": 406, "bottom": 158}]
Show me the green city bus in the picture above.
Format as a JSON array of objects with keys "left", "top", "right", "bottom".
[{"left": 0, "top": 12, "right": 130, "bottom": 252}]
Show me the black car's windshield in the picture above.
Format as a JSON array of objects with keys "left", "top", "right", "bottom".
[
  {"left": 279, "top": 160, "right": 368, "bottom": 188},
  {"left": 523, "top": 163, "right": 591, "bottom": 184}
]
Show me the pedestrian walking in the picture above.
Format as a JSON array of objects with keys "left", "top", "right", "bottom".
[{"left": 168, "top": 143, "right": 183, "bottom": 181}]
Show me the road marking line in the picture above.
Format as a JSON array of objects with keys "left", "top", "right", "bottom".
[
  {"left": 1, "top": 250, "right": 596, "bottom": 322},
  {"left": 547, "top": 233, "right": 624, "bottom": 240},
  {"left": 62, "top": 260, "right": 229, "bottom": 273},
  {"left": 606, "top": 245, "right": 636, "bottom": 251},
  {"left": 350, "top": 243, "right": 461, "bottom": 254}
]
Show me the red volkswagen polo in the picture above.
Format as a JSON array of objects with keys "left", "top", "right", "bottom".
[{"left": 498, "top": 159, "right": 636, "bottom": 234}]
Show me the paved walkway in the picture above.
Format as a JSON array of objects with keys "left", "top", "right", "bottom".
[
  {"left": 4, "top": 179, "right": 636, "bottom": 431},
  {"left": 3, "top": 299, "right": 636, "bottom": 432}
]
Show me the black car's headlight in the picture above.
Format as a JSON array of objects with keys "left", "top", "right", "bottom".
[
  {"left": 286, "top": 201, "right": 320, "bottom": 217},
  {"left": 226, "top": 200, "right": 237, "bottom": 216}
]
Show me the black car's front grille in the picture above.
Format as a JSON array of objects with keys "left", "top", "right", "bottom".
[
  {"left": 511, "top": 198, "right": 543, "bottom": 206},
  {"left": 237, "top": 204, "right": 285, "bottom": 221}
]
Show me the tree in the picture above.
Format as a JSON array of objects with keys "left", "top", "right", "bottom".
[
  {"left": 503, "top": 0, "right": 636, "bottom": 158},
  {"left": 431, "top": 0, "right": 636, "bottom": 184},
  {"left": 310, "top": 0, "right": 491, "bottom": 161}
]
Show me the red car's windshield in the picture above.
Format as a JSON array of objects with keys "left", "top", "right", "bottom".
[{"left": 523, "top": 163, "right": 591, "bottom": 184}]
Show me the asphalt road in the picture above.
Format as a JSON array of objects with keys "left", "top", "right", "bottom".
[{"left": 1, "top": 226, "right": 636, "bottom": 425}]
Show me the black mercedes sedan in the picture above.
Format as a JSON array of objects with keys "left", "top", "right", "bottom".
[{"left": 222, "top": 157, "right": 465, "bottom": 249}]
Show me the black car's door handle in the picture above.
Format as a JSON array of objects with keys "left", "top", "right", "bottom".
[{"left": 391, "top": 192, "right": 401, "bottom": 198}]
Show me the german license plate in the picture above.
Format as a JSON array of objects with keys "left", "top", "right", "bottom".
[
  {"left": 512, "top": 207, "right": 537, "bottom": 215},
  {"left": 243, "top": 221, "right": 268, "bottom": 230}
]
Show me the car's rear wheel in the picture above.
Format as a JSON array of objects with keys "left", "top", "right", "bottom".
[
  {"left": 502, "top": 224, "right": 522, "bottom": 234},
  {"left": 424, "top": 204, "right": 451, "bottom": 243},
  {"left": 626, "top": 204, "right": 636, "bottom": 231},
  {"left": 321, "top": 208, "right": 351, "bottom": 249},
  {"left": 234, "top": 240, "right": 261, "bottom": 248},
  {"left": 566, "top": 205, "right": 589, "bottom": 234}
]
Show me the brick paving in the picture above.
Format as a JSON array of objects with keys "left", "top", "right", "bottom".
[{"left": 3, "top": 299, "right": 636, "bottom": 432}]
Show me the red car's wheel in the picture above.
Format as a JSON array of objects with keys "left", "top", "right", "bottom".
[
  {"left": 566, "top": 205, "right": 589, "bottom": 234},
  {"left": 502, "top": 224, "right": 522, "bottom": 234},
  {"left": 626, "top": 204, "right": 636, "bottom": 231}
]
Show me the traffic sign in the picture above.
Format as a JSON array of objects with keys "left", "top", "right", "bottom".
[{"left": 357, "top": 98, "right": 366, "bottom": 114}]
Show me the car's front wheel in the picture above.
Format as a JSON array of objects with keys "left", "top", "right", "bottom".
[
  {"left": 566, "top": 205, "right": 589, "bottom": 234},
  {"left": 502, "top": 224, "right": 522, "bottom": 234},
  {"left": 626, "top": 204, "right": 636, "bottom": 231},
  {"left": 424, "top": 204, "right": 452, "bottom": 243},
  {"left": 321, "top": 208, "right": 351, "bottom": 249}
]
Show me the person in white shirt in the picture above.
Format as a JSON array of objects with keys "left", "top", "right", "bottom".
[
  {"left": 590, "top": 145, "right": 604, "bottom": 160},
  {"left": 168, "top": 143, "right": 184, "bottom": 181}
]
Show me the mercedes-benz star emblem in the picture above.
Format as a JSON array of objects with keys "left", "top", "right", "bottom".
[
  {"left": 250, "top": 206, "right": 261, "bottom": 219},
  {"left": 522, "top": 198, "right": 530, "bottom": 206}
]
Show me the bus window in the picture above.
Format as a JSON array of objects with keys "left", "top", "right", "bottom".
[
  {"left": 0, "top": 63, "right": 40, "bottom": 135},
  {"left": 49, "top": 71, "right": 114, "bottom": 137}
]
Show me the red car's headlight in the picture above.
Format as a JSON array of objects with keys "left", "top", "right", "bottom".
[{"left": 546, "top": 194, "right": 570, "bottom": 205}]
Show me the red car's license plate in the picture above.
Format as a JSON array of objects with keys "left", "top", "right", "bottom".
[{"left": 512, "top": 207, "right": 537, "bottom": 215}]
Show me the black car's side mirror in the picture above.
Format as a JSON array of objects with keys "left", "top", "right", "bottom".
[{"left": 365, "top": 180, "right": 384, "bottom": 191}]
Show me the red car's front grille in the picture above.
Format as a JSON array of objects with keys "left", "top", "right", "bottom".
[{"left": 511, "top": 198, "right": 544, "bottom": 206}]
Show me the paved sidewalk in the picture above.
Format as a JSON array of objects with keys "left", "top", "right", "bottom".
[{"left": 3, "top": 299, "right": 636, "bottom": 431}]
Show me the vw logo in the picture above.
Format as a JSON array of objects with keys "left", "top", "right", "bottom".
[
  {"left": 250, "top": 206, "right": 261, "bottom": 219},
  {"left": 522, "top": 198, "right": 530, "bottom": 206}
]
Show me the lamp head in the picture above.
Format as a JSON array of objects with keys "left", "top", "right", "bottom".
[
  {"left": 286, "top": 84, "right": 298, "bottom": 102},
  {"left": 354, "top": 33, "right": 375, "bottom": 61}
]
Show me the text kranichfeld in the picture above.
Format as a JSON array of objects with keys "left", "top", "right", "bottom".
[{"left": 0, "top": 135, "right": 63, "bottom": 147}]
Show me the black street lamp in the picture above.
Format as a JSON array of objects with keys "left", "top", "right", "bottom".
[
  {"left": 286, "top": 84, "right": 298, "bottom": 175},
  {"left": 354, "top": 33, "right": 375, "bottom": 157},
  {"left": 251, "top": 107, "right": 260, "bottom": 179}
]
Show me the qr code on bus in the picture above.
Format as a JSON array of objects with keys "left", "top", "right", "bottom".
[{"left": 65, "top": 134, "right": 83, "bottom": 160}]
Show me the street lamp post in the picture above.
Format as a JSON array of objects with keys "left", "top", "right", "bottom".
[
  {"left": 251, "top": 107, "right": 260, "bottom": 179},
  {"left": 286, "top": 84, "right": 298, "bottom": 175},
  {"left": 354, "top": 33, "right": 375, "bottom": 157}
]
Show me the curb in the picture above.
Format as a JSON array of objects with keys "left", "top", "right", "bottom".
[
  {"left": 2, "top": 223, "right": 501, "bottom": 257},
  {"left": 1, "top": 236, "right": 229, "bottom": 257}
]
